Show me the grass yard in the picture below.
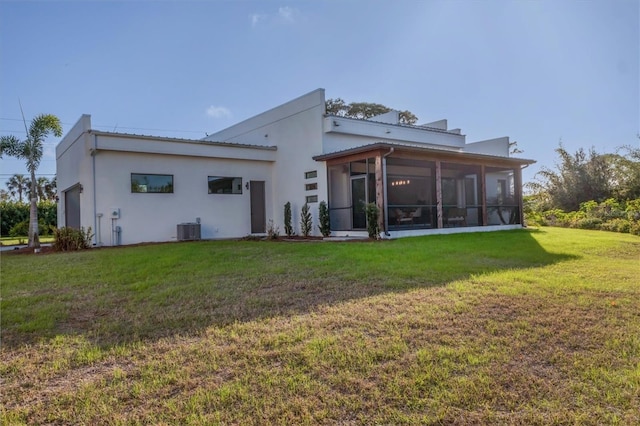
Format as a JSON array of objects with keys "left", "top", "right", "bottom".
[{"left": 1, "top": 227, "right": 639, "bottom": 424}]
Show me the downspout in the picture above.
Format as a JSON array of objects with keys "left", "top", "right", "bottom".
[
  {"left": 92, "top": 133, "right": 99, "bottom": 246},
  {"left": 382, "top": 147, "right": 394, "bottom": 236}
]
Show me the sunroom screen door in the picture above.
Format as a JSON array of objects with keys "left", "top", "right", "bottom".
[{"left": 351, "top": 176, "right": 366, "bottom": 229}]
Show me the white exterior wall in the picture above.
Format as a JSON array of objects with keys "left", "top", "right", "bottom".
[
  {"left": 464, "top": 137, "right": 510, "bottom": 157},
  {"left": 206, "top": 89, "right": 327, "bottom": 235},
  {"left": 56, "top": 115, "right": 95, "bottom": 231},
  {"left": 93, "top": 149, "right": 273, "bottom": 245},
  {"left": 56, "top": 115, "right": 276, "bottom": 245},
  {"left": 322, "top": 116, "right": 466, "bottom": 154}
]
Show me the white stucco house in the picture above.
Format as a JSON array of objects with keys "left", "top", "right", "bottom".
[{"left": 56, "top": 89, "right": 534, "bottom": 246}]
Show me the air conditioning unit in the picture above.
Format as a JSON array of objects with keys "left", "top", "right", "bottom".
[{"left": 177, "top": 223, "right": 201, "bottom": 241}]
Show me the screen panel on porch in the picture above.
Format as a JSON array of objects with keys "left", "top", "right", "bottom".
[
  {"left": 485, "top": 166, "right": 519, "bottom": 225},
  {"left": 440, "top": 163, "right": 482, "bottom": 227},
  {"left": 386, "top": 158, "right": 435, "bottom": 230},
  {"left": 327, "top": 158, "right": 377, "bottom": 231}
]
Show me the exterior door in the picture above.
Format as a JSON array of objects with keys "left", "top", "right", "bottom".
[
  {"left": 351, "top": 176, "right": 366, "bottom": 229},
  {"left": 65, "top": 185, "right": 81, "bottom": 229},
  {"left": 250, "top": 181, "right": 266, "bottom": 233}
]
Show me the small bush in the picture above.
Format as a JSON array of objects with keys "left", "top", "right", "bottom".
[
  {"left": 626, "top": 199, "right": 640, "bottom": 221},
  {"left": 284, "top": 202, "right": 294, "bottom": 237},
  {"left": 524, "top": 211, "right": 547, "bottom": 227},
  {"left": 365, "top": 203, "right": 380, "bottom": 239},
  {"left": 571, "top": 217, "right": 603, "bottom": 230},
  {"left": 300, "top": 203, "right": 312, "bottom": 237},
  {"left": 9, "top": 220, "right": 29, "bottom": 237},
  {"left": 318, "top": 201, "right": 331, "bottom": 237},
  {"left": 267, "top": 220, "right": 280, "bottom": 240},
  {"left": 53, "top": 227, "right": 93, "bottom": 251},
  {"left": 9, "top": 218, "right": 55, "bottom": 237},
  {"left": 600, "top": 218, "right": 631, "bottom": 234},
  {"left": 541, "top": 209, "right": 569, "bottom": 227}
]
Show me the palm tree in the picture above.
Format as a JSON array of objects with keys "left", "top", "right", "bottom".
[
  {"left": 1, "top": 114, "right": 62, "bottom": 247},
  {"left": 42, "top": 176, "right": 57, "bottom": 201},
  {"left": 6, "top": 173, "right": 30, "bottom": 202},
  {"left": 28, "top": 176, "right": 57, "bottom": 201}
]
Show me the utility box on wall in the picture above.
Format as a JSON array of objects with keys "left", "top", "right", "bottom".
[{"left": 177, "top": 223, "right": 201, "bottom": 241}]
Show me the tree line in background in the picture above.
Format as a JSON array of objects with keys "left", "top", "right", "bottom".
[
  {"left": 1, "top": 173, "right": 58, "bottom": 238},
  {"left": 0, "top": 200, "right": 57, "bottom": 238},
  {"left": 1, "top": 174, "right": 57, "bottom": 203},
  {"left": 525, "top": 144, "right": 640, "bottom": 235},
  {"left": 325, "top": 98, "right": 419, "bottom": 125}
]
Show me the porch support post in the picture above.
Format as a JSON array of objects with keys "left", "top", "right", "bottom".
[
  {"left": 515, "top": 166, "right": 524, "bottom": 225},
  {"left": 480, "top": 165, "right": 488, "bottom": 226},
  {"left": 435, "top": 160, "right": 443, "bottom": 228},
  {"left": 375, "top": 154, "right": 385, "bottom": 233}
]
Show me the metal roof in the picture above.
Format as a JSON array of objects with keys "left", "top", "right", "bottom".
[{"left": 87, "top": 130, "right": 277, "bottom": 151}]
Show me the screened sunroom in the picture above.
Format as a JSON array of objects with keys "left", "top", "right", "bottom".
[{"left": 315, "top": 143, "right": 534, "bottom": 236}]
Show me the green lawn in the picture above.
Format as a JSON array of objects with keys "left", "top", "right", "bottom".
[{"left": 1, "top": 228, "right": 639, "bottom": 424}]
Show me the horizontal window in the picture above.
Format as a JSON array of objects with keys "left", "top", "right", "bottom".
[
  {"left": 306, "top": 195, "right": 318, "bottom": 203},
  {"left": 131, "top": 173, "right": 173, "bottom": 193},
  {"left": 305, "top": 170, "right": 317, "bottom": 179},
  {"left": 305, "top": 183, "right": 318, "bottom": 191},
  {"left": 208, "top": 176, "right": 242, "bottom": 194}
]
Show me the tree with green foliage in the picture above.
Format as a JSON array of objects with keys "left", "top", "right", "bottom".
[
  {"left": 318, "top": 200, "right": 331, "bottom": 237},
  {"left": 0, "top": 200, "right": 57, "bottom": 237},
  {"left": 326, "top": 98, "right": 418, "bottom": 125},
  {"left": 605, "top": 145, "right": 640, "bottom": 200},
  {"left": 6, "top": 175, "right": 57, "bottom": 203},
  {"left": 365, "top": 203, "right": 381, "bottom": 239},
  {"left": 33, "top": 176, "right": 57, "bottom": 202},
  {"left": 528, "top": 144, "right": 612, "bottom": 211},
  {"left": 300, "top": 203, "right": 312, "bottom": 237},
  {"left": 1, "top": 114, "right": 63, "bottom": 248},
  {"left": 284, "top": 201, "right": 294, "bottom": 236},
  {"left": 6, "top": 174, "right": 30, "bottom": 203}
]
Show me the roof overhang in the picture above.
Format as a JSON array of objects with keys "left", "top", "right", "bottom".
[
  {"left": 88, "top": 130, "right": 276, "bottom": 151},
  {"left": 313, "top": 142, "right": 535, "bottom": 168},
  {"left": 86, "top": 130, "right": 277, "bottom": 162}
]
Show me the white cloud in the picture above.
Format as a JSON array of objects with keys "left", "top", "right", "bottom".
[
  {"left": 206, "top": 106, "right": 232, "bottom": 119},
  {"left": 250, "top": 13, "right": 266, "bottom": 28},
  {"left": 250, "top": 7, "right": 301, "bottom": 28},
  {"left": 278, "top": 6, "right": 295, "bottom": 22}
]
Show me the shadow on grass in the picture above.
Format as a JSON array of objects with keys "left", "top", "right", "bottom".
[{"left": 1, "top": 229, "right": 578, "bottom": 349}]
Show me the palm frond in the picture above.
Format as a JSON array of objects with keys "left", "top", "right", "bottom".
[
  {"left": 0, "top": 135, "right": 24, "bottom": 158},
  {"left": 29, "top": 114, "right": 63, "bottom": 142}
]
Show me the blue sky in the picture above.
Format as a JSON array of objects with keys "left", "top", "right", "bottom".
[{"left": 1, "top": 0, "right": 638, "bottom": 187}]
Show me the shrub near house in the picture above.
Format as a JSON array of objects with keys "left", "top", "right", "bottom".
[{"left": 525, "top": 197, "right": 640, "bottom": 235}]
